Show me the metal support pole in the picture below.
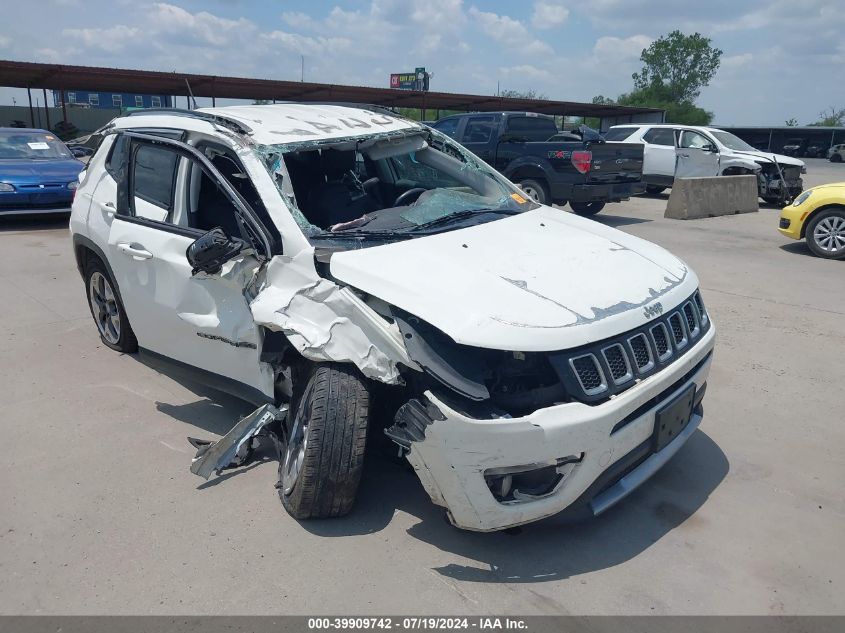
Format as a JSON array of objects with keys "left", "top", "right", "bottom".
[
  {"left": 42, "top": 88, "right": 50, "bottom": 129},
  {"left": 61, "top": 89, "right": 68, "bottom": 125},
  {"left": 27, "top": 88, "right": 34, "bottom": 127},
  {"left": 768, "top": 129, "right": 773, "bottom": 152}
]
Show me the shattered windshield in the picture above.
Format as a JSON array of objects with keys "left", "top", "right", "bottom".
[
  {"left": 255, "top": 128, "right": 537, "bottom": 243},
  {"left": 711, "top": 131, "right": 758, "bottom": 152}
]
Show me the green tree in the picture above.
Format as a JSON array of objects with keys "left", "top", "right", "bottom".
[
  {"left": 809, "top": 106, "right": 845, "bottom": 127},
  {"left": 785, "top": 118, "right": 798, "bottom": 126},
  {"left": 632, "top": 31, "right": 723, "bottom": 103},
  {"left": 498, "top": 88, "right": 548, "bottom": 100}
]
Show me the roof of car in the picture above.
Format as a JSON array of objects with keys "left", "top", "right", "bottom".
[
  {"left": 112, "top": 103, "right": 423, "bottom": 145},
  {"left": 609, "top": 123, "right": 729, "bottom": 133}
]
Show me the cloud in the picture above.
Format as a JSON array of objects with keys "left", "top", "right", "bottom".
[
  {"left": 0, "top": 35, "right": 10, "bottom": 49},
  {"left": 531, "top": 1, "right": 570, "bottom": 30},
  {"left": 61, "top": 25, "right": 140, "bottom": 53},
  {"left": 593, "top": 34, "right": 651, "bottom": 60},
  {"left": 468, "top": 6, "right": 553, "bottom": 54}
]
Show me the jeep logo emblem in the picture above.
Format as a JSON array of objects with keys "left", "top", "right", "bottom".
[{"left": 643, "top": 302, "right": 663, "bottom": 319}]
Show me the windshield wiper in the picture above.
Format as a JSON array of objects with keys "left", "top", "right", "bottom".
[{"left": 401, "top": 208, "right": 521, "bottom": 233}]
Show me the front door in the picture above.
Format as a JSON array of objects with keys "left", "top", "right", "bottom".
[
  {"left": 675, "top": 130, "right": 720, "bottom": 178},
  {"left": 105, "top": 134, "right": 275, "bottom": 399}
]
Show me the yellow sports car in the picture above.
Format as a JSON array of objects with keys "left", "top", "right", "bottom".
[{"left": 779, "top": 183, "right": 845, "bottom": 259}]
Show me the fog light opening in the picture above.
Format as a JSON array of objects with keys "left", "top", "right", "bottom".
[{"left": 485, "top": 454, "right": 583, "bottom": 503}]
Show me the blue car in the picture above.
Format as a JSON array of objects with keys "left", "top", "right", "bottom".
[{"left": 0, "top": 128, "right": 85, "bottom": 216}]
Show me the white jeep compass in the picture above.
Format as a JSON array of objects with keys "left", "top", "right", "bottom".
[{"left": 70, "top": 104, "right": 715, "bottom": 531}]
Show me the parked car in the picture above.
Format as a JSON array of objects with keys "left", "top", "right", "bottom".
[
  {"left": 431, "top": 112, "right": 645, "bottom": 215},
  {"left": 70, "top": 104, "right": 715, "bottom": 532},
  {"left": 779, "top": 183, "right": 845, "bottom": 259},
  {"left": 828, "top": 144, "right": 845, "bottom": 163},
  {"left": 607, "top": 124, "right": 805, "bottom": 204},
  {"left": 0, "top": 127, "right": 85, "bottom": 216},
  {"left": 782, "top": 138, "right": 807, "bottom": 157},
  {"left": 804, "top": 143, "right": 826, "bottom": 158}
]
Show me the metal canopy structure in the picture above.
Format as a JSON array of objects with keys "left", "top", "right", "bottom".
[{"left": 0, "top": 59, "right": 663, "bottom": 119}]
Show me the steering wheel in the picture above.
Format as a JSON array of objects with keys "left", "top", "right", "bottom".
[{"left": 393, "top": 188, "right": 427, "bottom": 207}]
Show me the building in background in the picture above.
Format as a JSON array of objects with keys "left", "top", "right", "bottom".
[{"left": 50, "top": 90, "right": 173, "bottom": 110}]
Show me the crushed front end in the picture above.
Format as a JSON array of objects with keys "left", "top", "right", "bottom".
[{"left": 386, "top": 292, "right": 715, "bottom": 531}]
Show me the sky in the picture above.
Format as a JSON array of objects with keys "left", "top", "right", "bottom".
[{"left": 0, "top": 0, "right": 843, "bottom": 125}]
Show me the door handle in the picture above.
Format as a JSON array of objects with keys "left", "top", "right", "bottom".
[
  {"left": 98, "top": 201, "right": 115, "bottom": 217},
  {"left": 117, "top": 242, "right": 153, "bottom": 260}
]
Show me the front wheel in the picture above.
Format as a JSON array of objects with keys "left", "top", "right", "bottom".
[
  {"left": 280, "top": 363, "right": 371, "bottom": 519},
  {"left": 831, "top": 154, "right": 843, "bottom": 163},
  {"left": 570, "top": 201, "right": 606, "bottom": 216},
  {"left": 645, "top": 185, "right": 666, "bottom": 195},
  {"left": 805, "top": 208, "right": 845, "bottom": 260},
  {"left": 517, "top": 179, "right": 549, "bottom": 205}
]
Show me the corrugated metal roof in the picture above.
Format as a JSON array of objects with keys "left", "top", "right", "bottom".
[{"left": 0, "top": 59, "right": 664, "bottom": 119}]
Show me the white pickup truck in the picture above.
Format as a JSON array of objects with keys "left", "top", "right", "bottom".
[{"left": 607, "top": 124, "right": 805, "bottom": 204}]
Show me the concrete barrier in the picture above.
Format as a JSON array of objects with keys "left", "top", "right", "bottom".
[{"left": 665, "top": 175, "right": 759, "bottom": 219}]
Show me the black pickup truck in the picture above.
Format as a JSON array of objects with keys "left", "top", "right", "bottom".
[{"left": 431, "top": 112, "right": 645, "bottom": 215}]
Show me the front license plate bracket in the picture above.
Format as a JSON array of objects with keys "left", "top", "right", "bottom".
[{"left": 653, "top": 384, "right": 696, "bottom": 452}]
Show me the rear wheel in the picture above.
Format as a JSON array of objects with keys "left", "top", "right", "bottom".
[
  {"left": 84, "top": 257, "right": 138, "bottom": 353},
  {"left": 805, "top": 208, "right": 845, "bottom": 260},
  {"left": 280, "top": 363, "right": 371, "bottom": 519},
  {"left": 517, "top": 179, "right": 549, "bottom": 205},
  {"left": 570, "top": 201, "right": 606, "bottom": 216},
  {"left": 831, "top": 154, "right": 843, "bottom": 163}
]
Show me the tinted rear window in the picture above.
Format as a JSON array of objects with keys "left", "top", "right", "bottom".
[
  {"left": 642, "top": 128, "right": 676, "bottom": 146},
  {"left": 604, "top": 127, "right": 637, "bottom": 142},
  {"left": 132, "top": 144, "right": 179, "bottom": 210},
  {"left": 506, "top": 116, "right": 558, "bottom": 141}
]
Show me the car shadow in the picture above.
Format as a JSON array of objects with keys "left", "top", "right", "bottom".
[
  {"left": 593, "top": 213, "right": 652, "bottom": 228},
  {"left": 779, "top": 241, "right": 816, "bottom": 258},
  {"left": 0, "top": 215, "right": 70, "bottom": 232},
  {"left": 298, "top": 427, "right": 728, "bottom": 583},
  {"left": 135, "top": 357, "right": 729, "bottom": 583}
]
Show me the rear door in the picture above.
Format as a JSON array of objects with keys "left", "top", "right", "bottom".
[
  {"left": 457, "top": 115, "right": 498, "bottom": 163},
  {"left": 641, "top": 127, "right": 677, "bottom": 177},
  {"left": 675, "top": 129, "right": 719, "bottom": 177},
  {"left": 105, "top": 133, "right": 275, "bottom": 399}
]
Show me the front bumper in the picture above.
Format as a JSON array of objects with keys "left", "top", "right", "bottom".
[
  {"left": 0, "top": 191, "right": 73, "bottom": 216},
  {"left": 778, "top": 205, "right": 806, "bottom": 240},
  {"left": 404, "top": 325, "right": 716, "bottom": 531}
]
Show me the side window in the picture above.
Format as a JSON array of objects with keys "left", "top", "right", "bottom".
[
  {"left": 130, "top": 144, "right": 179, "bottom": 222},
  {"left": 506, "top": 116, "right": 558, "bottom": 141},
  {"left": 462, "top": 117, "right": 496, "bottom": 143},
  {"left": 680, "top": 131, "right": 711, "bottom": 149},
  {"left": 106, "top": 134, "right": 130, "bottom": 179},
  {"left": 642, "top": 128, "right": 676, "bottom": 146},
  {"left": 433, "top": 118, "right": 459, "bottom": 138},
  {"left": 389, "top": 152, "right": 462, "bottom": 189}
]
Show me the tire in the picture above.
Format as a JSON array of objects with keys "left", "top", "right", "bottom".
[
  {"left": 831, "top": 154, "right": 843, "bottom": 163},
  {"left": 570, "top": 201, "right": 606, "bottom": 216},
  {"left": 517, "top": 179, "right": 549, "bottom": 205},
  {"left": 645, "top": 185, "right": 666, "bottom": 195},
  {"left": 805, "top": 208, "right": 845, "bottom": 260},
  {"left": 280, "top": 363, "right": 371, "bottom": 519},
  {"left": 84, "top": 256, "right": 138, "bottom": 353}
]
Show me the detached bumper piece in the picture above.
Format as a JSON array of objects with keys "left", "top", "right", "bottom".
[
  {"left": 384, "top": 399, "right": 445, "bottom": 453},
  {"left": 188, "top": 403, "right": 288, "bottom": 480}
]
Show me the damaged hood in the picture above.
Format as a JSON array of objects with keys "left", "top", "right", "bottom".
[
  {"left": 329, "top": 206, "right": 698, "bottom": 352},
  {"left": 728, "top": 150, "right": 804, "bottom": 168}
]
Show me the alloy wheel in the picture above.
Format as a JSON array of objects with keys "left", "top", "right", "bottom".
[
  {"left": 88, "top": 271, "right": 121, "bottom": 344},
  {"left": 813, "top": 215, "right": 845, "bottom": 254}
]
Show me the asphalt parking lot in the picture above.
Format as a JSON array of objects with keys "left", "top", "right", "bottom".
[{"left": 1, "top": 159, "right": 843, "bottom": 616}]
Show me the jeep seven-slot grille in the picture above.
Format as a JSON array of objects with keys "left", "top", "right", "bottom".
[{"left": 551, "top": 291, "right": 710, "bottom": 404}]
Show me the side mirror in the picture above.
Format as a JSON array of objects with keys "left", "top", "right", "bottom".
[
  {"left": 186, "top": 228, "right": 243, "bottom": 276},
  {"left": 703, "top": 143, "right": 718, "bottom": 153}
]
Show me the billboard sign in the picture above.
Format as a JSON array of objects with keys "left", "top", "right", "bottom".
[{"left": 390, "top": 67, "right": 429, "bottom": 91}]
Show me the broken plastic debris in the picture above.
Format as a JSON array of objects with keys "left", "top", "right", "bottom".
[{"left": 189, "top": 403, "right": 288, "bottom": 480}]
